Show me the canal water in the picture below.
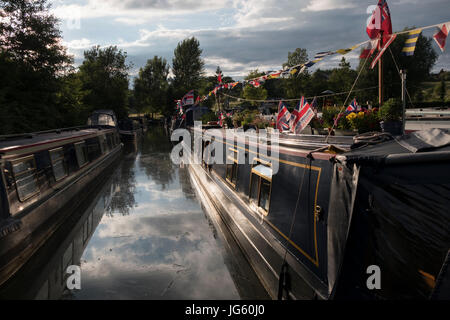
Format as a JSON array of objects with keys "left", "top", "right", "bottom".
[{"left": 0, "top": 127, "right": 268, "bottom": 300}]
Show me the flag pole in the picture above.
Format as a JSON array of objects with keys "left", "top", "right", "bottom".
[{"left": 378, "top": 31, "right": 384, "bottom": 106}]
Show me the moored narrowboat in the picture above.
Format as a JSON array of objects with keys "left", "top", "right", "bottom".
[
  {"left": 0, "top": 111, "right": 122, "bottom": 286},
  {"left": 180, "top": 125, "right": 450, "bottom": 300}
]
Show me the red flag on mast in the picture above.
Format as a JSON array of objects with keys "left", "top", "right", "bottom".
[{"left": 366, "top": 0, "right": 392, "bottom": 45}]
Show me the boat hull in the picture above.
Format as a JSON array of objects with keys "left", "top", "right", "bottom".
[{"left": 0, "top": 144, "right": 122, "bottom": 286}]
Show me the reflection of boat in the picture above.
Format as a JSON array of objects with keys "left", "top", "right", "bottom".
[
  {"left": 118, "top": 119, "right": 143, "bottom": 144},
  {"left": 183, "top": 126, "right": 450, "bottom": 300},
  {"left": 0, "top": 163, "right": 118, "bottom": 299},
  {"left": 0, "top": 110, "right": 122, "bottom": 286}
]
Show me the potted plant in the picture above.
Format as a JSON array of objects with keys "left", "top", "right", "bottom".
[
  {"left": 309, "top": 116, "right": 327, "bottom": 135},
  {"left": 379, "top": 98, "right": 403, "bottom": 135},
  {"left": 347, "top": 110, "right": 381, "bottom": 134},
  {"left": 333, "top": 112, "right": 355, "bottom": 136}
]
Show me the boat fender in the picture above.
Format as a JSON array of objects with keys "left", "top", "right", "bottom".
[{"left": 277, "top": 262, "right": 291, "bottom": 300}]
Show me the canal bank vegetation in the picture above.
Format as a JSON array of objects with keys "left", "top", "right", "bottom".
[{"left": 0, "top": 0, "right": 447, "bottom": 135}]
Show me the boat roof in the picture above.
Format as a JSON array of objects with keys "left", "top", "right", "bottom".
[
  {"left": 0, "top": 127, "right": 114, "bottom": 156},
  {"left": 341, "top": 128, "right": 450, "bottom": 165}
]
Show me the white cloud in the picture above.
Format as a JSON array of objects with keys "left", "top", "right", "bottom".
[{"left": 302, "top": 0, "right": 357, "bottom": 12}]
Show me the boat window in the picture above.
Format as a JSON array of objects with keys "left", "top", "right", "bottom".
[
  {"left": 106, "top": 133, "right": 114, "bottom": 149},
  {"left": 99, "top": 134, "right": 108, "bottom": 154},
  {"left": 74, "top": 141, "right": 88, "bottom": 168},
  {"left": 12, "top": 155, "right": 39, "bottom": 202},
  {"left": 226, "top": 149, "right": 239, "bottom": 187},
  {"left": 49, "top": 147, "right": 68, "bottom": 182},
  {"left": 249, "top": 161, "right": 272, "bottom": 215},
  {"left": 98, "top": 114, "right": 116, "bottom": 127}
]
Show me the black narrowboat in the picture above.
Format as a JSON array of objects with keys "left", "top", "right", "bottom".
[
  {"left": 118, "top": 118, "right": 143, "bottom": 143},
  {"left": 0, "top": 110, "right": 122, "bottom": 286},
  {"left": 180, "top": 125, "right": 450, "bottom": 300}
]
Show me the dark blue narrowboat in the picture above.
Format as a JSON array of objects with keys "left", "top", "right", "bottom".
[
  {"left": 180, "top": 125, "right": 450, "bottom": 300},
  {"left": 0, "top": 110, "right": 122, "bottom": 286}
]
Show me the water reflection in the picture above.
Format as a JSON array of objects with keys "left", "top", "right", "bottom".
[{"left": 0, "top": 127, "right": 267, "bottom": 300}]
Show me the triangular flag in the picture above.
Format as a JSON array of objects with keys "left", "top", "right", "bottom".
[
  {"left": 360, "top": 39, "right": 379, "bottom": 59},
  {"left": 433, "top": 23, "right": 449, "bottom": 52},
  {"left": 371, "top": 34, "right": 397, "bottom": 69}
]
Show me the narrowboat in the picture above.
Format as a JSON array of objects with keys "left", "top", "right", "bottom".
[
  {"left": 118, "top": 118, "right": 143, "bottom": 143},
  {"left": 0, "top": 110, "right": 122, "bottom": 286},
  {"left": 176, "top": 118, "right": 450, "bottom": 300},
  {"left": 0, "top": 157, "right": 120, "bottom": 299}
]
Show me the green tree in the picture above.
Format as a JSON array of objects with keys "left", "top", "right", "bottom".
[
  {"left": 435, "top": 76, "right": 446, "bottom": 102},
  {"left": 0, "top": 0, "right": 73, "bottom": 134},
  {"left": 242, "top": 69, "right": 267, "bottom": 106},
  {"left": 327, "top": 57, "right": 357, "bottom": 104},
  {"left": 134, "top": 56, "right": 170, "bottom": 116},
  {"left": 172, "top": 37, "right": 204, "bottom": 96},
  {"left": 283, "top": 48, "right": 308, "bottom": 68},
  {"left": 78, "top": 46, "right": 131, "bottom": 119}
]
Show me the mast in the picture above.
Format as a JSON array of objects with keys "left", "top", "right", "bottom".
[{"left": 378, "top": 31, "right": 384, "bottom": 106}]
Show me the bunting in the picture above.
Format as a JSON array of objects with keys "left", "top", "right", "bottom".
[
  {"left": 174, "top": 15, "right": 450, "bottom": 107},
  {"left": 371, "top": 34, "right": 397, "bottom": 69},
  {"left": 402, "top": 29, "right": 422, "bottom": 56},
  {"left": 360, "top": 39, "right": 379, "bottom": 58},
  {"left": 433, "top": 23, "right": 449, "bottom": 52}
]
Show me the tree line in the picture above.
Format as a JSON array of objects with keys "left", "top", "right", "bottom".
[{"left": 0, "top": 0, "right": 443, "bottom": 135}]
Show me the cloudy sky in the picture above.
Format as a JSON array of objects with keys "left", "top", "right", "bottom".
[{"left": 50, "top": 0, "right": 450, "bottom": 80}]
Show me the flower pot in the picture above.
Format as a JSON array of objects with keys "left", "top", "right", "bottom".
[
  {"left": 313, "top": 128, "right": 328, "bottom": 135},
  {"left": 380, "top": 121, "right": 403, "bottom": 136},
  {"left": 334, "top": 129, "right": 357, "bottom": 136}
]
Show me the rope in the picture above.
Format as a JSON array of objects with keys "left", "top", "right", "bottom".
[
  {"left": 325, "top": 54, "right": 371, "bottom": 142},
  {"left": 388, "top": 46, "right": 416, "bottom": 109},
  {"left": 219, "top": 86, "right": 379, "bottom": 104},
  {"left": 240, "top": 21, "right": 449, "bottom": 83}
]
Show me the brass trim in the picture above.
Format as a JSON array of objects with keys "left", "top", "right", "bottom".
[{"left": 222, "top": 139, "right": 322, "bottom": 267}]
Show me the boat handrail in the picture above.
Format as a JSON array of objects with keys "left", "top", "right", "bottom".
[{"left": 0, "top": 125, "right": 111, "bottom": 142}]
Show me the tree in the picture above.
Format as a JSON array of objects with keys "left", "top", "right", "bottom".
[
  {"left": 283, "top": 48, "right": 308, "bottom": 69},
  {"left": 242, "top": 70, "right": 267, "bottom": 106},
  {"left": 134, "top": 56, "right": 169, "bottom": 116},
  {"left": 0, "top": 0, "right": 73, "bottom": 134},
  {"left": 327, "top": 57, "right": 357, "bottom": 103},
  {"left": 172, "top": 37, "right": 204, "bottom": 96},
  {"left": 78, "top": 46, "right": 131, "bottom": 119}
]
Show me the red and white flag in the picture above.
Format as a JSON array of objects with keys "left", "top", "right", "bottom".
[
  {"left": 182, "top": 90, "right": 194, "bottom": 106},
  {"left": 360, "top": 39, "right": 379, "bottom": 59},
  {"left": 291, "top": 97, "right": 315, "bottom": 134},
  {"left": 371, "top": 33, "right": 397, "bottom": 69},
  {"left": 367, "top": 0, "right": 392, "bottom": 45},
  {"left": 276, "top": 102, "right": 291, "bottom": 132},
  {"left": 433, "top": 23, "right": 449, "bottom": 52}
]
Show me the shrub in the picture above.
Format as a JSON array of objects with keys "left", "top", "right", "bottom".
[
  {"left": 201, "top": 112, "right": 218, "bottom": 124},
  {"left": 379, "top": 98, "right": 403, "bottom": 122}
]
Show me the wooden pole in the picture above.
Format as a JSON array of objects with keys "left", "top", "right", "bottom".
[{"left": 378, "top": 31, "right": 384, "bottom": 107}]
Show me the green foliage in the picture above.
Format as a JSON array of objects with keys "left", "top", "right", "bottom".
[
  {"left": 0, "top": 0, "right": 73, "bottom": 134},
  {"left": 134, "top": 56, "right": 170, "bottom": 115},
  {"left": 201, "top": 111, "right": 218, "bottom": 124},
  {"left": 379, "top": 98, "right": 403, "bottom": 121},
  {"left": 283, "top": 48, "right": 308, "bottom": 68},
  {"left": 172, "top": 37, "right": 204, "bottom": 96},
  {"left": 346, "top": 110, "right": 380, "bottom": 133},
  {"left": 78, "top": 45, "right": 131, "bottom": 119},
  {"left": 321, "top": 106, "right": 340, "bottom": 128}
]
